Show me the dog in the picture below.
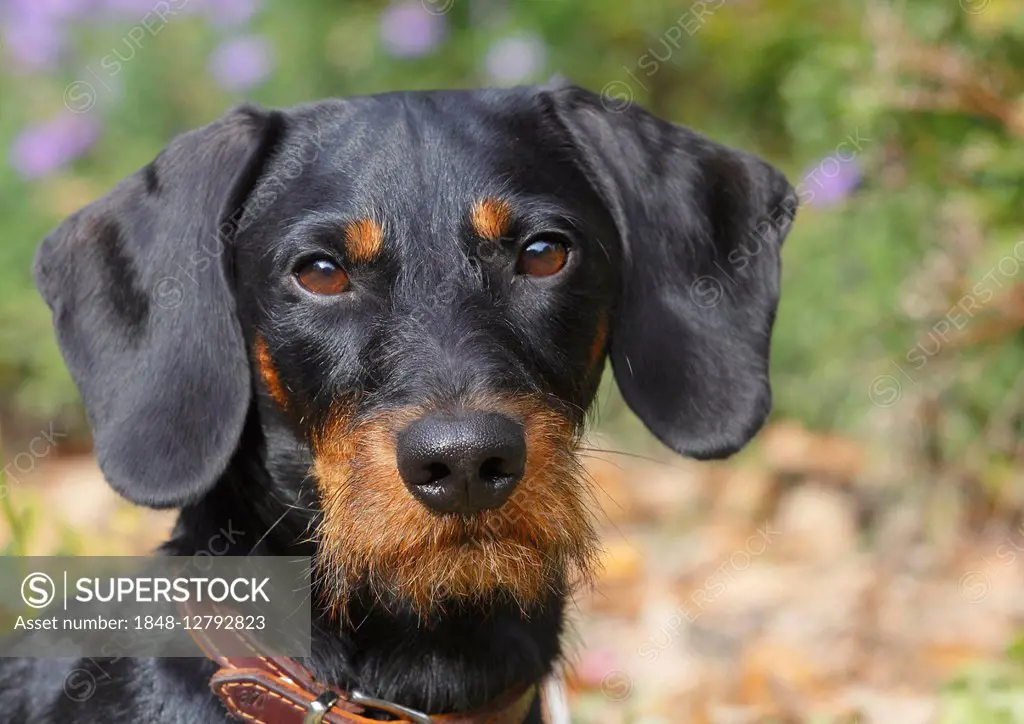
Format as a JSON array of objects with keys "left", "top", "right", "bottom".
[{"left": 1, "top": 80, "right": 796, "bottom": 722}]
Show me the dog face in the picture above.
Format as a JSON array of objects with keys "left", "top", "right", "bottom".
[
  {"left": 34, "top": 82, "right": 796, "bottom": 615},
  {"left": 232, "top": 92, "right": 619, "bottom": 612}
]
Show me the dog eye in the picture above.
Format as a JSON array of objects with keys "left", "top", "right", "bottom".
[
  {"left": 516, "top": 238, "right": 569, "bottom": 277},
  {"left": 295, "top": 258, "right": 350, "bottom": 295}
]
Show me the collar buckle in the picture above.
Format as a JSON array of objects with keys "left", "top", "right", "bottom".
[
  {"left": 303, "top": 690, "right": 340, "bottom": 724},
  {"left": 350, "top": 689, "right": 433, "bottom": 723}
]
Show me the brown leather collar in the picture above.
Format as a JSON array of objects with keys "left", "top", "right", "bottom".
[{"left": 190, "top": 622, "right": 537, "bottom": 723}]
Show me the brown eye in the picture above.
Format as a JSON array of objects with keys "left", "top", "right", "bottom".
[
  {"left": 516, "top": 238, "right": 569, "bottom": 277},
  {"left": 296, "top": 258, "right": 350, "bottom": 295}
]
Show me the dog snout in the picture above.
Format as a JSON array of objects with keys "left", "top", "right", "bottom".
[{"left": 396, "top": 411, "right": 526, "bottom": 514}]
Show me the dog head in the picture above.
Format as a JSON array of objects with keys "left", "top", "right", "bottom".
[{"left": 35, "top": 82, "right": 796, "bottom": 616}]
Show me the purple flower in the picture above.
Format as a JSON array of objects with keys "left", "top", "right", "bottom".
[
  {"left": 484, "top": 34, "right": 546, "bottom": 84},
  {"left": 800, "top": 155, "right": 862, "bottom": 208},
  {"left": 1, "top": 16, "right": 66, "bottom": 71},
  {"left": 208, "top": 35, "right": 273, "bottom": 92},
  {"left": 0, "top": 0, "right": 82, "bottom": 72},
  {"left": 379, "top": 1, "right": 446, "bottom": 59},
  {"left": 4, "top": 0, "right": 90, "bottom": 22},
  {"left": 10, "top": 115, "right": 101, "bottom": 179},
  {"left": 100, "top": 0, "right": 175, "bottom": 16},
  {"left": 199, "top": 0, "right": 259, "bottom": 26}
]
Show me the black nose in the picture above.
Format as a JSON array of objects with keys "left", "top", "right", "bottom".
[{"left": 396, "top": 412, "right": 526, "bottom": 514}]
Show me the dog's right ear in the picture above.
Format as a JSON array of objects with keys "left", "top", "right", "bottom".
[{"left": 34, "top": 106, "right": 285, "bottom": 508}]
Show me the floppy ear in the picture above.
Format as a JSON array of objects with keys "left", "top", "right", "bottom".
[
  {"left": 34, "top": 106, "right": 284, "bottom": 507},
  {"left": 545, "top": 84, "right": 797, "bottom": 459}
]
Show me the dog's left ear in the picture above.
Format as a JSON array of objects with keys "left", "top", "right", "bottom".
[
  {"left": 34, "top": 106, "right": 285, "bottom": 507},
  {"left": 544, "top": 83, "right": 797, "bottom": 459}
]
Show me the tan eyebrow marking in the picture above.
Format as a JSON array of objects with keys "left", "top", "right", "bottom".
[
  {"left": 344, "top": 218, "right": 384, "bottom": 263},
  {"left": 254, "top": 335, "right": 288, "bottom": 410},
  {"left": 470, "top": 198, "right": 513, "bottom": 240}
]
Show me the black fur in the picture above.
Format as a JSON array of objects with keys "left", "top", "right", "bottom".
[{"left": 4, "top": 81, "right": 795, "bottom": 722}]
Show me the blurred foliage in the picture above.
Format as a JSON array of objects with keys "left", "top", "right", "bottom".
[{"left": 2, "top": 1, "right": 1024, "bottom": 452}]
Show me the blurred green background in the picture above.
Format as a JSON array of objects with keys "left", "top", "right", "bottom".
[
  {"left": 3, "top": 0, "right": 1024, "bottom": 721},
  {"left": 3, "top": 0, "right": 1024, "bottom": 459}
]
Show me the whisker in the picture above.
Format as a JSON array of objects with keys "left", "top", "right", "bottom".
[
  {"left": 248, "top": 508, "right": 292, "bottom": 555},
  {"left": 579, "top": 446, "right": 681, "bottom": 467}
]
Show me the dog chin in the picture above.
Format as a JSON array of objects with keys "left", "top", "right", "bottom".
[
  {"left": 376, "top": 567, "right": 570, "bottom": 621},
  {"left": 315, "top": 528, "right": 588, "bottom": 621}
]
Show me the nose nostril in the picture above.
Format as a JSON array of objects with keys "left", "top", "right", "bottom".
[
  {"left": 478, "top": 456, "right": 513, "bottom": 482},
  {"left": 423, "top": 462, "right": 451, "bottom": 485}
]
